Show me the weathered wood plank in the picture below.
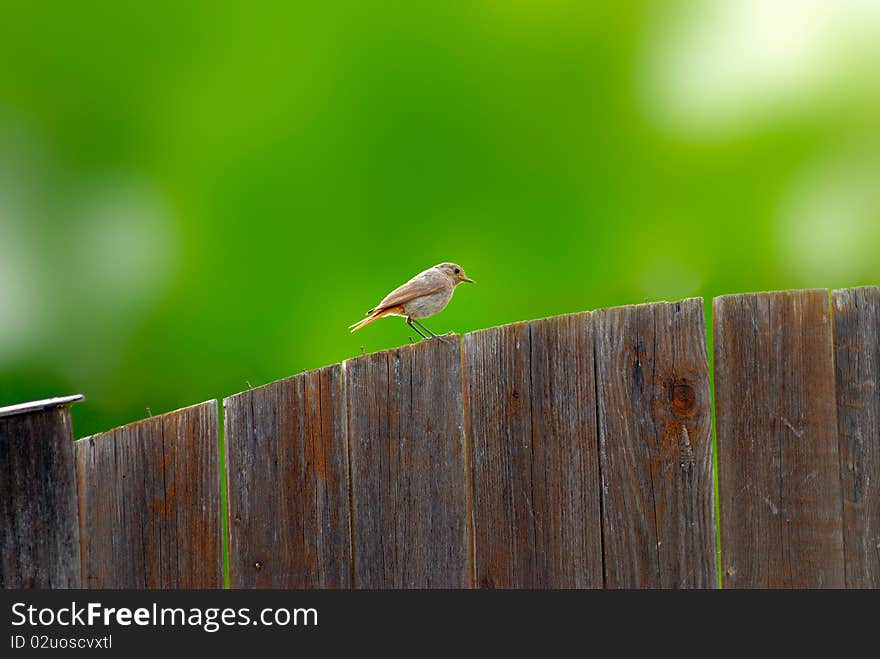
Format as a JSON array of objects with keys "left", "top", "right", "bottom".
[
  {"left": 594, "top": 298, "right": 716, "bottom": 588},
  {"left": 345, "top": 338, "right": 468, "bottom": 588},
  {"left": 225, "top": 365, "right": 350, "bottom": 588},
  {"left": 465, "top": 322, "right": 532, "bottom": 588},
  {"left": 715, "top": 290, "right": 844, "bottom": 588},
  {"left": 833, "top": 286, "right": 880, "bottom": 588},
  {"left": 75, "top": 401, "right": 221, "bottom": 588},
  {"left": 0, "top": 403, "right": 82, "bottom": 588},
  {"left": 465, "top": 314, "right": 603, "bottom": 588}
]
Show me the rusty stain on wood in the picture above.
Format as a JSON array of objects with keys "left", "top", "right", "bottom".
[
  {"left": 1, "top": 405, "right": 82, "bottom": 588},
  {"left": 345, "top": 338, "right": 468, "bottom": 587},
  {"left": 594, "top": 298, "right": 716, "bottom": 588},
  {"left": 833, "top": 286, "right": 880, "bottom": 588},
  {"left": 74, "top": 401, "right": 221, "bottom": 588},
  {"left": 224, "top": 365, "right": 350, "bottom": 588},
  {"left": 715, "top": 289, "right": 844, "bottom": 588}
]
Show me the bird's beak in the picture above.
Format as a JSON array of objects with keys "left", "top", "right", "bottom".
[{"left": 463, "top": 277, "right": 475, "bottom": 283}]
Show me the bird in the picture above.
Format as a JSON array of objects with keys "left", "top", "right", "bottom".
[{"left": 349, "top": 262, "right": 474, "bottom": 340}]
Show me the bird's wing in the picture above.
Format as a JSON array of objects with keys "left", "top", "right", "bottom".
[{"left": 368, "top": 270, "right": 446, "bottom": 314}]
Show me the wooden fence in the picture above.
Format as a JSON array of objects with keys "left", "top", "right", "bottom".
[{"left": 1, "top": 287, "right": 878, "bottom": 589}]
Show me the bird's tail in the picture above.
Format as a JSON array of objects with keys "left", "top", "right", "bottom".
[{"left": 348, "top": 306, "right": 400, "bottom": 333}]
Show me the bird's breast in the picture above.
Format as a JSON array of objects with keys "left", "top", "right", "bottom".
[{"left": 402, "top": 287, "right": 454, "bottom": 319}]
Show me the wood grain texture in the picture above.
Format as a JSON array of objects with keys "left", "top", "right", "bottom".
[
  {"left": 833, "top": 286, "right": 880, "bottom": 588},
  {"left": 594, "top": 298, "right": 716, "bottom": 588},
  {"left": 75, "top": 401, "right": 221, "bottom": 588},
  {"left": 464, "top": 313, "right": 603, "bottom": 588},
  {"left": 345, "top": 338, "right": 468, "bottom": 588},
  {"left": 715, "top": 290, "right": 844, "bottom": 588},
  {"left": 0, "top": 407, "right": 81, "bottom": 588},
  {"left": 225, "top": 365, "right": 350, "bottom": 588}
]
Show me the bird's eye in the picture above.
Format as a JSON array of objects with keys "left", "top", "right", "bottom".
[{"left": 454, "top": 268, "right": 460, "bottom": 274}]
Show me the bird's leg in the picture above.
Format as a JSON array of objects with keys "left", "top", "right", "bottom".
[
  {"left": 407, "top": 317, "right": 429, "bottom": 340},
  {"left": 412, "top": 319, "right": 449, "bottom": 343}
]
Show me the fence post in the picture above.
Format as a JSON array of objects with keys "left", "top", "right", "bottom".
[
  {"left": 75, "top": 401, "right": 222, "bottom": 588},
  {"left": 224, "top": 366, "right": 351, "bottom": 588},
  {"left": 715, "top": 290, "right": 845, "bottom": 588},
  {"left": 464, "top": 313, "right": 604, "bottom": 588},
  {"left": 594, "top": 299, "right": 716, "bottom": 588},
  {"left": 833, "top": 286, "right": 880, "bottom": 588},
  {"left": 345, "top": 339, "right": 469, "bottom": 588},
  {"left": 0, "top": 395, "right": 84, "bottom": 588}
]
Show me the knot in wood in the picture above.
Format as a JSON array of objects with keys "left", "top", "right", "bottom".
[{"left": 670, "top": 381, "right": 696, "bottom": 415}]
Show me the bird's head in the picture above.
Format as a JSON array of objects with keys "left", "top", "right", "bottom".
[{"left": 436, "top": 262, "right": 474, "bottom": 285}]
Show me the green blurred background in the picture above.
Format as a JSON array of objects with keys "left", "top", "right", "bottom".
[{"left": 2, "top": 1, "right": 879, "bottom": 438}]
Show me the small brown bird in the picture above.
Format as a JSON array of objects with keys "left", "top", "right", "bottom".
[{"left": 349, "top": 262, "right": 474, "bottom": 339}]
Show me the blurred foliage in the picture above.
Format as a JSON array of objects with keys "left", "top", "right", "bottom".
[{"left": 1, "top": 1, "right": 879, "bottom": 437}]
